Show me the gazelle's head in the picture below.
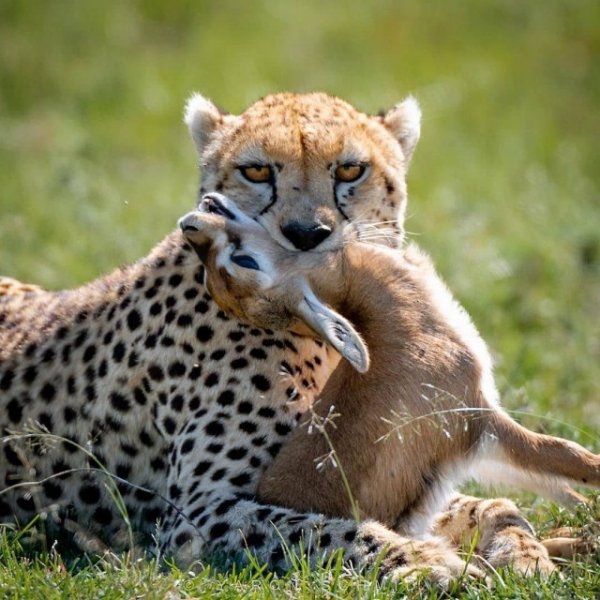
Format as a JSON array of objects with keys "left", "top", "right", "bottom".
[{"left": 179, "top": 193, "right": 369, "bottom": 372}]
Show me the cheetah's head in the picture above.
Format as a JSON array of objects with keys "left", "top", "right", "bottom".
[{"left": 184, "top": 92, "right": 420, "bottom": 253}]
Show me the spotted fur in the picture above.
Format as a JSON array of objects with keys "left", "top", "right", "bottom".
[{"left": 0, "top": 276, "right": 44, "bottom": 297}]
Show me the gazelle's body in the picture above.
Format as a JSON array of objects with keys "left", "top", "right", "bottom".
[
  {"left": 180, "top": 194, "right": 598, "bottom": 572},
  {"left": 255, "top": 242, "right": 598, "bottom": 532}
]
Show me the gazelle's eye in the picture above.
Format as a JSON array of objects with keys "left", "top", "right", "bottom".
[
  {"left": 334, "top": 163, "right": 366, "bottom": 183},
  {"left": 239, "top": 165, "right": 272, "bottom": 183},
  {"left": 231, "top": 254, "right": 260, "bottom": 270}
]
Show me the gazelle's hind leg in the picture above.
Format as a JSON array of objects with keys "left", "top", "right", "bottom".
[
  {"left": 541, "top": 524, "right": 599, "bottom": 560},
  {"left": 432, "top": 494, "right": 555, "bottom": 576}
]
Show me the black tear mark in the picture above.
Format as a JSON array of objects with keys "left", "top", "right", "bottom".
[
  {"left": 334, "top": 183, "right": 350, "bottom": 220},
  {"left": 259, "top": 174, "right": 278, "bottom": 216}
]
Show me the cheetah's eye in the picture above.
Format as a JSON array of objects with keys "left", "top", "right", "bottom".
[
  {"left": 239, "top": 165, "right": 273, "bottom": 184},
  {"left": 231, "top": 254, "right": 260, "bottom": 270},
  {"left": 334, "top": 163, "right": 366, "bottom": 183}
]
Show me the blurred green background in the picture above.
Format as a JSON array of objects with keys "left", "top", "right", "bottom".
[{"left": 0, "top": 0, "right": 598, "bottom": 435}]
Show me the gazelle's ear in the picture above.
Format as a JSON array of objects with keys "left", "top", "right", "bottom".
[
  {"left": 296, "top": 288, "right": 369, "bottom": 373},
  {"left": 381, "top": 96, "right": 421, "bottom": 164},
  {"left": 184, "top": 93, "right": 225, "bottom": 155}
]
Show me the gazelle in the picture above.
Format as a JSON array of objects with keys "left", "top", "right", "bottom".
[{"left": 180, "top": 193, "right": 599, "bottom": 573}]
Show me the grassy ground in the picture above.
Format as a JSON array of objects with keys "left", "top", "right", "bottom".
[{"left": 1, "top": 0, "right": 598, "bottom": 597}]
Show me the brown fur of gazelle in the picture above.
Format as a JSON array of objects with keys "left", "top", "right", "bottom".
[{"left": 180, "top": 194, "right": 600, "bottom": 534}]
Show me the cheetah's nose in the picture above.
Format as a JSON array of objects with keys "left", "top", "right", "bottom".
[{"left": 281, "top": 221, "right": 332, "bottom": 251}]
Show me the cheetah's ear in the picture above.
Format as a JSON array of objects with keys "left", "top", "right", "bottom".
[
  {"left": 184, "top": 93, "right": 225, "bottom": 154},
  {"left": 381, "top": 96, "right": 421, "bottom": 164},
  {"left": 296, "top": 287, "right": 370, "bottom": 374}
]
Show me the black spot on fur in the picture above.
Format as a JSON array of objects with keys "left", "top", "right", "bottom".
[
  {"left": 148, "top": 364, "right": 165, "bottom": 382},
  {"left": 112, "top": 341, "right": 126, "bottom": 362},
  {"left": 249, "top": 348, "right": 267, "bottom": 360},
  {"left": 177, "top": 314, "right": 193, "bottom": 328},
  {"left": 205, "top": 421, "right": 225, "bottom": 436},
  {"left": 211, "top": 468, "right": 227, "bottom": 481},
  {"left": 79, "top": 484, "right": 101, "bottom": 504},
  {"left": 175, "top": 531, "right": 192, "bottom": 546},
  {"left": 61, "top": 407, "right": 76, "bottom": 424},
  {"left": 205, "top": 372, "right": 219, "bottom": 387},
  {"left": 169, "top": 362, "right": 186, "bottom": 378},
  {"left": 121, "top": 443, "right": 138, "bottom": 457},
  {"left": 246, "top": 532, "right": 266, "bottom": 547},
  {"left": 239, "top": 421, "right": 258, "bottom": 434},
  {"left": 145, "top": 334, "right": 157, "bottom": 349},
  {"left": 163, "top": 417, "right": 177, "bottom": 435},
  {"left": 169, "top": 485, "right": 182, "bottom": 500},
  {"left": 110, "top": 392, "right": 130, "bottom": 412},
  {"left": 210, "top": 521, "right": 229, "bottom": 539},
  {"left": 139, "top": 430, "right": 154, "bottom": 447},
  {"left": 229, "top": 473, "right": 251, "bottom": 487},
  {"left": 43, "top": 480, "right": 63, "bottom": 500},
  {"left": 267, "top": 443, "right": 282, "bottom": 458},
  {"left": 194, "top": 461, "right": 211, "bottom": 476},
  {"left": 41, "top": 348, "right": 56, "bottom": 363},
  {"left": 116, "top": 464, "right": 131, "bottom": 479},
  {"left": 210, "top": 349, "right": 226, "bottom": 361},
  {"left": 23, "top": 366, "right": 38, "bottom": 384},
  {"left": 83, "top": 344, "right": 96, "bottom": 363},
  {"left": 196, "top": 325, "right": 214, "bottom": 342},
  {"left": 93, "top": 507, "right": 113, "bottom": 525},
  {"left": 228, "top": 330, "right": 245, "bottom": 342},
  {"left": 181, "top": 439, "right": 195, "bottom": 454},
  {"left": 237, "top": 401, "right": 253, "bottom": 414},
  {"left": 226, "top": 447, "right": 248, "bottom": 460},
  {"left": 169, "top": 274, "right": 183, "bottom": 288},
  {"left": 257, "top": 406, "right": 275, "bottom": 418},
  {"left": 194, "top": 301, "right": 209, "bottom": 314},
  {"left": 4, "top": 445, "right": 23, "bottom": 467},
  {"left": 217, "top": 390, "right": 235, "bottom": 406},
  {"left": 288, "top": 529, "right": 303, "bottom": 544},
  {"left": 230, "top": 358, "right": 248, "bottom": 370},
  {"left": 251, "top": 375, "right": 270, "bottom": 392},
  {"left": 17, "top": 495, "right": 35, "bottom": 511},
  {"left": 40, "top": 382, "right": 56, "bottom": 403},
  {"left": 275, "top": 422, "right": 292, "bottom": 436},
  {"left": 344, "top": 529, "right": 356, "bottom": 542},
  {"left": 7, "top": 398, "right": 23, "bottom": 423},
  {"left": 127, "top": 309, "right": 142, "bottom": 331}
]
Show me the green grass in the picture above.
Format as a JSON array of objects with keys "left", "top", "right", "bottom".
[{"left": 0, "top": 0, "right": 598, "bottom": 597}]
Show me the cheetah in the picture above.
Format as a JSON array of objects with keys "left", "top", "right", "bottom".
[
  {"left": 180, "top": 193, "right": 600, "bottom": 576},
  {"left": 0, "top": 92, "right": 585, "bottom": 586},
  {"left": 0, "top": 277, "right": 44, "bottom": 298}
]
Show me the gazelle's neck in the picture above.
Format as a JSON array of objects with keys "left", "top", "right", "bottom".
[{"left": 314, "top": 244, "right": 414, "bottom": 353}]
